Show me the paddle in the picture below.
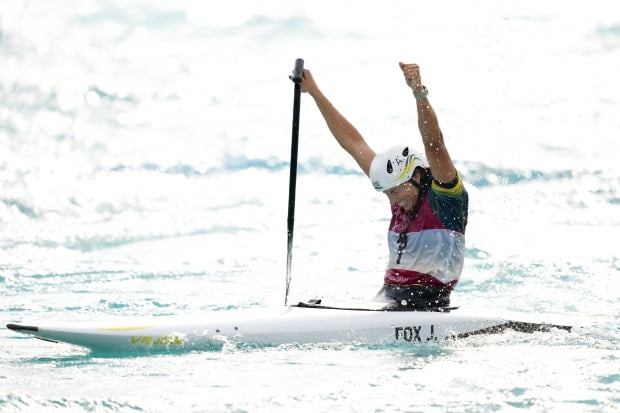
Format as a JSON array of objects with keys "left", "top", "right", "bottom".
[{"left": 285, "top": 58, "right": 304, "bottom": 306}]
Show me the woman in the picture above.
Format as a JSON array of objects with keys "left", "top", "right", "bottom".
[{"left": 299, "top": 62, "right": 469, "bottom": 309}]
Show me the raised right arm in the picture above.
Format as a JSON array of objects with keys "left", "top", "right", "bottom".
[{"left": 300, "top": 69, "right": 375, "bottom": 176}]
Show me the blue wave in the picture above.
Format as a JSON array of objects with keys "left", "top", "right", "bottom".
[
  {"left": 597, "top": 24, "right": 620, "bottom": 37},
  {"left": 111, "top": 156, "right": 362, "bottom": 177},
  {"left": 0, "top": 224, "right": 256, "bottom": 253},
  {"left": 86, "top": 86, "right": 138, "bottom": 104},
  {"left": 1, "top": 198, "right": 38, "bottom": 218},
  {"left": 63, "top": 225, "right": 257, "bottom": 252},
  {"left": 72, "top": 7, "right": 187, "bottom": 30},
  {"left": 459, "top": 162, "right": 575, "bottom": 188}
]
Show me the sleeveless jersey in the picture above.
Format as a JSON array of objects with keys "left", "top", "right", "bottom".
[{"left": 384, "top": 172, "right": 468, "bottom": 290}]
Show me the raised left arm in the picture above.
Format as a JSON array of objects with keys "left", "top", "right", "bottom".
[{"left": 399, "top": 62, "right": 457, "bottom": 184}]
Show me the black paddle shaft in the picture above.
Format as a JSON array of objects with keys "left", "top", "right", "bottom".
[{"left": 286, "top": 58, "right": 304, "bottom": 305}]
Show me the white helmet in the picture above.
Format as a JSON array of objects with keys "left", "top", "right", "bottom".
[{"left": 369, "top": 145, "right": 429, "bottom": 192}]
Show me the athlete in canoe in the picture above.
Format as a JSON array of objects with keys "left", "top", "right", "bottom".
[{"left": 299, "top": 62, "right": 469, "bottom": 309}]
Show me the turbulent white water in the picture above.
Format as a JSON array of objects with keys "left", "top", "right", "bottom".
[{"left": 1, "top": 0, "right": 619, "bottom": 411}]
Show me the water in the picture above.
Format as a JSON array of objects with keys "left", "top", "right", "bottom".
[{"left": 1, "top": 0, "right": 619, "bottom": 411}]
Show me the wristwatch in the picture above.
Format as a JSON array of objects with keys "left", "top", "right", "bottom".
[{"left": 413, "top": 86, "right": 429, "bottom": 101}]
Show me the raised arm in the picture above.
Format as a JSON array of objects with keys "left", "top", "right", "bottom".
[
  {"left": 300, "top": 69, "right": 375, "bottom": 176},
  {"left": 399, "top": 62, "right": 457, "bottom": 184}
]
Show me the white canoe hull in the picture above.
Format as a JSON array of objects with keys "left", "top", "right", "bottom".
[{"left": 6, "top": 303, "right": 571, "bottom": 352}]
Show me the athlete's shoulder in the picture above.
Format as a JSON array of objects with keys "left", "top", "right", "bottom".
[
  {"left": 431, "top": 171, "right": 466, "bottom": 196},
  {"left": 427, "top": 171, "right": 468, "bottom": 232}
]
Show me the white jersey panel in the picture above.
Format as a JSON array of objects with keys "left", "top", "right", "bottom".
[{"left": 387, "top": 229, "right": 465, "bottom": 284}]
